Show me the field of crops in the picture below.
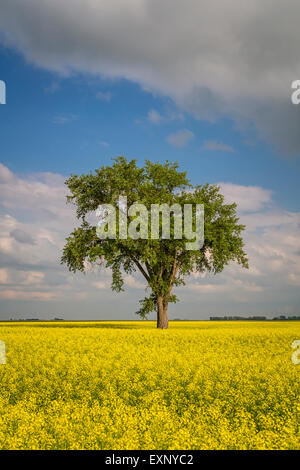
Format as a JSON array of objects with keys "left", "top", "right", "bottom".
[{"left": 0, "top": 321, "right": 299, "bottom": 450}]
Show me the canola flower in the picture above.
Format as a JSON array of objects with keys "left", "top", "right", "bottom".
[{"left": 0, "top": 321, "right": 299, "bottom": 450}]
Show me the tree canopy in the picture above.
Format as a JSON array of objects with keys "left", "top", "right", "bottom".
[{"left": 61, "top": 157, "right": 248, "bottom": 328}]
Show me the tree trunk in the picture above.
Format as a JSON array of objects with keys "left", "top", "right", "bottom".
[{"left": 157, "top": 296, "right": 168, "bottom": 329}]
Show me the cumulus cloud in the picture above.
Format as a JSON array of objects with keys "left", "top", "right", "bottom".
[
  {"left": 96, "top": 91, "right": 112, "bottom": 102},
  {"left": 166, "top": 129, "right": 194, "bottom": 147},
  {"left": 10, "top": 228, "right": 36, "bottom": 245},
  {"left": 147, "top": 109, "right": 163, "bottom": 125},
  {"left": 202, "top": 141, "right": 235, "bottom": 153},
  {"left": 147, "top": 108, "right": 185, "bottom": 125},
  {"left": 0, "top": 164, "right": 76, "bottom": 303},
  {"left": 177, "top": 181, "right": 300, "bottom": 315},
  {"left": 93, "top": 280, "right": 111, "bottom": 290},
  {"left": 45, "top": 80, "right": 60, "bottom": 94},
  {"left": 218, "top": 183, "right": 272, "bottom": 212},
  {"left": 124, "top": 275, "right": 145, "bottom": 289},
  {"left": 188, "top": 280, "right": 263, "bottom": 294},
  {"left": 0, "top": 1, "right": 299, "bottom": 154},
  {"left": 0, "top": 289, "right": 58, "bottom": 301},
  {"left": 0, "top": 163, "right": 15, "bottom": 184},
  {"left": 0, "top": 162, "right": 299, "bottom": 318},
  {"left": 0, "top": 163, "right": 150, "bottom": 315}
]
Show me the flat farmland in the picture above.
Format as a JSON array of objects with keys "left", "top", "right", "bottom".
[{"left": 0, "top": 321, "right": 299, "bottom": 450}]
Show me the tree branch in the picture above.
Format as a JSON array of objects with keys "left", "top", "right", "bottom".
[{"left": 132, "top": 257, "right": 150, "bottom": 283}]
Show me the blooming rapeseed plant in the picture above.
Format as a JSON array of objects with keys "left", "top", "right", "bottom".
[{"left": 0, "top": 321, "right": 299, "bottom": 450}]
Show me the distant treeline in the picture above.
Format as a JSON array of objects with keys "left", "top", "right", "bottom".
[
  {"left": 210, "top": 316, "right": 300, "bottom": 321},
  {"left": 7, "top": 318, "right": 64, "bottom": 322}
]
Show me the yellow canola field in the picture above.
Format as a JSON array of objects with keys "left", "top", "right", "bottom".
[{"left": 0, "top": 321, "right": 299, "bottom": 450}]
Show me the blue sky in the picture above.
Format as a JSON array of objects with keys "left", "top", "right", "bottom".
[
  {"left": 0, "top": 1, "right": 300, "bottom": 320},
  {"left": 1, "top": 46, "right": 300, "bottom": 212}
]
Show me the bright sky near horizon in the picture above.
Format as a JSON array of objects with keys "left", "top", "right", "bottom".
[{"left": 0, "top": 1, "right": 300, "bottom": 320}]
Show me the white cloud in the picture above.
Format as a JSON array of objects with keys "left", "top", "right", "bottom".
[
  {"left": 10, "top": 228, "right": 36, "bottom": 245},
  {"left": 0, "top": 290, "right": 58, "bottom": 301},
  {"left": 124, "top": 275, "right": 145, "bottom": 289},
  {"left": 187, "top": 280, "right": 263, "bottom": 294},
  {"left": 96, "top": 91, "right": 112, "bottom": 102},
  {"left": 288, "top": 274, "right": 300, "bottom": 286},
  {"left": 93, "top": 281, "right": 111, "bottom": 289},
  {"left": 0, "top": 1, "right": 300, "bottom": 154},
  {"left": 45, "top": 80, "right": 60, "bottom": 94},
  {"left": 0, "top": 164, "right": 79, "bottom": 304},
  {"left": 0, "top": 163, "right": 15, "bottom": 184},
  {"left": 0, "top": 268, "right": 9, "bottom": 285},
  {"left": 52, "top": 114, "right": 78, "bottom": 125},
  {"left": 188, "top": 283, "right": 228, "bottom": 294},
  {"left": 202, "top": 141, "right": 235, "bottom": 152},
  {"left": 147, "top": 109, "right": 163, "bottom": 124},
  {"left": 166, "top": 129, "right": 194, "bottom": 147},
  {"left": 182, "top": 182, "right": 300, "bottom": 313},
  {"left": 147, "top": 108, "right": 185, "bottom": 125},
  {"left": 0, "top": 162, "right": 299, "bottom": 318},
  {"left": 218, "top": 183, "right": 272, "bottom": 212},
  {"left": 20, "top": 271, "right": 45, "bottom": 286}
]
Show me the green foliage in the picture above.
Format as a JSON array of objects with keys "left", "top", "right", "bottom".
[{"left": 61, "top": 157, "right": 248, "bottom": 318}]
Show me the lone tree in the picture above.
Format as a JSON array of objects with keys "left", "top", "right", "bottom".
[{"left": 61, "top": 157, "right": 248, "bottom": 328}]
